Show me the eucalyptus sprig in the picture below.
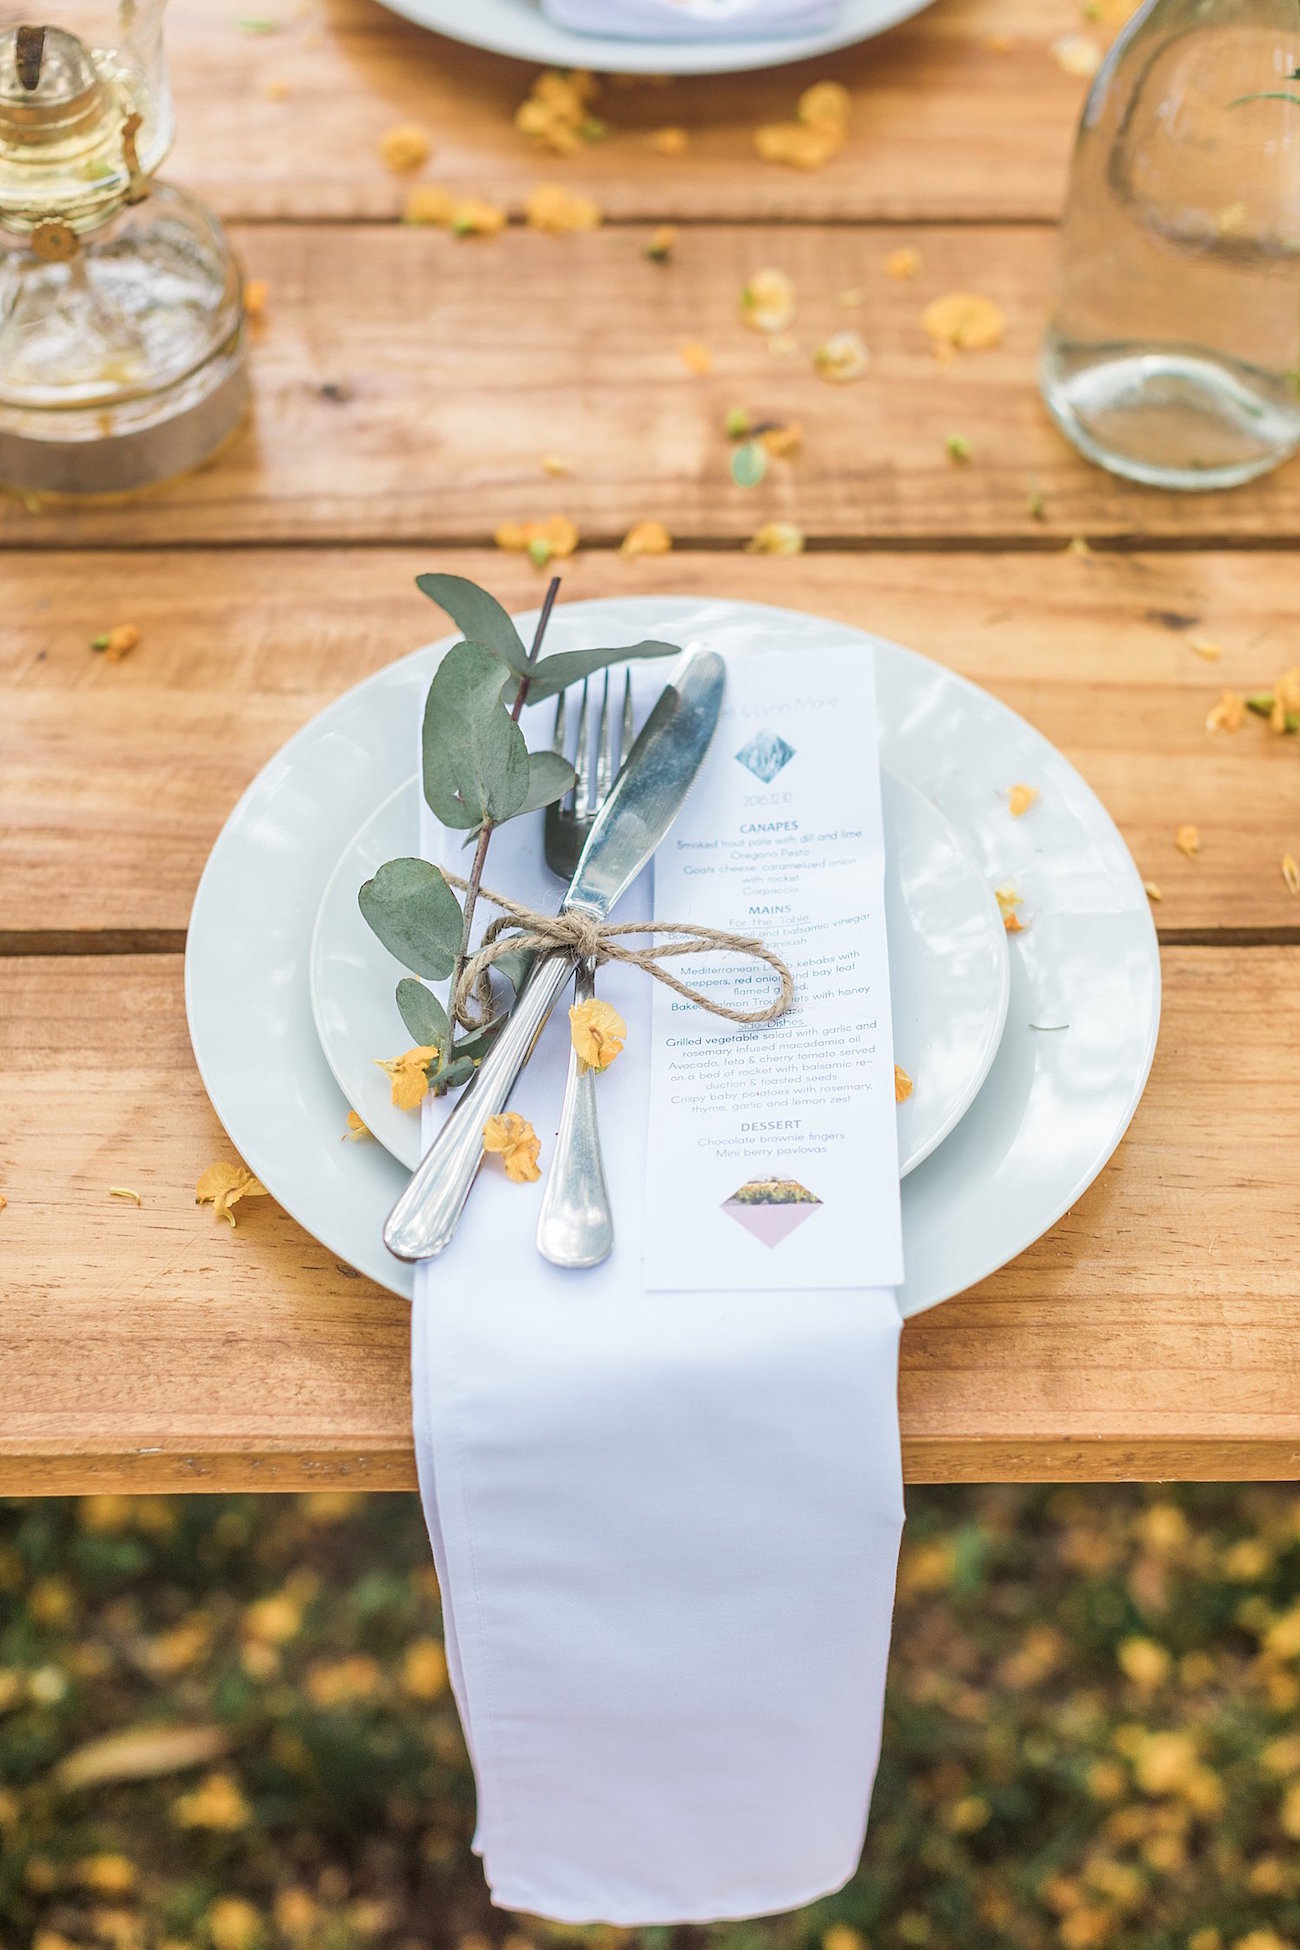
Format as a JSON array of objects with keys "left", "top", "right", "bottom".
[{"left": 358, "top": 571, "right": 680, "bottom": 1097}]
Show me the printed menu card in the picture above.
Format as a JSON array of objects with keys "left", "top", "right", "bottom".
[{"left": 644, "top": 645, "right": 903, "bottom": 1292}]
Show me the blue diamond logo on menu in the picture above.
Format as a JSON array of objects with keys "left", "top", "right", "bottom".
[{"left": 735, "top": 729, "right": 795, "bottom": 783}]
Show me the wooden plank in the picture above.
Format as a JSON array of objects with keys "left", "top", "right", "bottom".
[
  {"left": 2, "top": 947, "right": 1298, "bottom": 1490},
  {"left": 5, "top": 223, "right": 1299, "bottom": 549},
  {"left": 4, "top": 548, "right": 1299, "bottom": 939},
  {"left": 166, "top": 0, "right": 1089, "bottom": 224}
]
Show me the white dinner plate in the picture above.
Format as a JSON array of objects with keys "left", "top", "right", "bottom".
[
  {"left": 375, "top": 0, "right": 931, "bottom": 74},
  {"left": 186, "top": 596, "right": 1161, "bottom": 1318},
  {"left": 309, "top": 771, "right": 1010, "bottom": 1179}
]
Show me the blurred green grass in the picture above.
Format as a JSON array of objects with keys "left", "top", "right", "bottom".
[{"left": 2, "top": 1486, "right": 1299, "bottom": 1950}]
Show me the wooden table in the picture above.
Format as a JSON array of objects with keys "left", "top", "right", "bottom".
[{"left": 4, "top": 0, "right": 1300, "bottom": 1494}]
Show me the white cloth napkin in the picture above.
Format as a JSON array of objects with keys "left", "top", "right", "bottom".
[
  {"left": 411, "top": 662, "right": 903, "bottom": 1925},
  {"left": 541, "top": 0, "right": 840, "bottom": 41}
]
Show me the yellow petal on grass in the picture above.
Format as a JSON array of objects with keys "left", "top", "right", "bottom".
[
  {"left": 109, "top": 1187, "right": 142, "bottom": 1205},
  {"left": 885, "top": 246, "right": 921, "bottom": 280},
  {"left": 994, "top": 884, "right": 1027, "bottom": 933},
  {"left": 1053, "top": 31, "right": 1103, "bottom": 76},
  {"left": 344, "top": 1110, "right": 372, "bottom": 1141},
  {"left": 1206, "top": 690, "right": 1245, "bottom": 733},
  {"left": 648, "top": 126, "right": 689, "bottom": 155},
  {"left": 196, "top": 1163, "right": 269, "bottom": 1229},
  {"left": 922, "top": 292, "right": 1005, "bottom": 352},
  {"left": 739, "top": 268, "right": 795, "bottom": 334},
  {"left": 813, "top": 330, "right": 869, "bottom": 382},
  {"left": 744, "top": 522, "right": 805, "bottom": 556},
  {"left": 570, "top": 996, "right": 627, "bottom": 1073},
  {"left": 482, "top": 1112, "right": 542, "bottom": 1183},
  {"left": 621, "top": 519, "right": 672, "bottom": 557},
  {"left": 375, "top": 1046, "right": 438, "bottom": 1112},
  {"left": 679, "top": 340, "right": 713, "bottom": 375},
  {"left": 1176, "top": 824, "right": 1200, "bottom": 859},
  {"left": 525, "top": 182, "right": 602, "bottom": 233},
  {"left": 378, "top": 122, "right": 432, "bottom": 172},
  {"left": 894, "top": 1064, "right": 913, "bottom": 1104},
  {"left": 1283, "top": 853, "right": 1300, "bottom": 895},
  {"left": 1008, "top": 783, "right": 1039, "bottom": 817}
]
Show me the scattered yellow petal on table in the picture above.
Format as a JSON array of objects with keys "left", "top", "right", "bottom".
[
  {"left": 570, "top": 996, "right": 628, "bottom": 1072},
  {"left": 744, "top": 522, "right": 805, "bottom": 555},
  {"left": 885, "top": 246, "right": 921, "bottom": 280},
  {"left": 1053, "top": 32, "right": 1103, "bottom": 75},
  {"left": 403, "top": 184, "right": 457, "bottom": 227},
  {"left": 1144, "top": 881, "right": 1162, "bottom": 903},
  {"left": 620, "top": 519, "right": 672, "bottom": 556},
  {"left": 1187, "top": 636, "right": 1222, "bottom": 661},
  {"left": 262, "top": 76, "right": 290, "bottom": 100},
  {"left": 482, "top": 1112, "right": 542, "bottom": 1183},
  {"left": 1206, "top": 690, "right": 1245, "bottom": 733},
  {"left": 761, "top": 421, "right": 803, "bottom": 458},
  {"left": 525, "top": 182, "right": 601, "bottom": 233},
  {"left": 540, "top": 453, "right": 569, "bottom": 475},
  {"left": 242, "top": 279, "right": 269, "bottom": 320},
  {"left": 922, "top": 292, "right": 1005, "bottom": 352},
  {"left": 91, "top": 623, "right": 140, "bottom": 661},
  {"left": 196, "top": 1163, "right": 269, "bottom": 1228},
  {"left": 450, "top": 197, "right": 508, "bottom": 238},
  {"left": 679, "top": 340, "right": 712, "bottom": 374},
  {"left": 984, "top": 32, "right": 1017, "bottom": 52},
  {"left": 0, "top": 1193, "right": 7, "bottom": 1212},
  {"left": 645, "top": 223, "right": 676, "bottom": 261},
  {"left": 814, "top": 331, "right": 869, "bottom": 382},
  {"left": 344, "top": 1110, "right": 371, "bottom": 1141},
  {"left": 894, "top": 1064, "right": 913, "bottom": 1104},
  {"left": 374, "top": 1046, "right": 438, "bottom": 1111},
  {"left": 1067, "top": 535, "right": 1093, "bottom": 558},
  {"left": 1176, "top": 824, "right": 1200, "bottom": 859},
  {"left": 740, "top": 267, "right": 795, "bottom": 334},
  {"left": 799, "top": 80, "right": 852, "bottom": 130},
  {"left": 1283, "top": 853, "right": 1300, "bottom": 895},
  {"left": 1270, "top": 668, "right": 1300, "bottom": 732},
  {"left": 515, "top": 69, "right": 603, "bottom": 155},
  {"left": 109, "top": 1187, "right": 142, "bottom": 1205},
  {"left": 648, "top": 126, "right": 689, "bottom": 155},
  {"left": 495, "top": 514, "right": 579, "bottom": 566},
  {"left": 1008, "top": 783, "right": 1039, "bottom": 816},
  {"left": 378, "top": 122, "right": 432, "bottom": 173}
]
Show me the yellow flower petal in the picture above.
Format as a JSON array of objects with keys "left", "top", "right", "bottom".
[
  {"left": 375, "top": 1046, "right": 439, "bottom": 1111},
  {"left": 450, "top": 196, "right": 508, "bottom": 237},
  {"left": 196, "top": 1163, "right": 269, "bottom": 1228},
  {"left": 894, "top": 1064, "right": 913, "bottom": 1104},
  {"left": 344, "top": 1110, "right": 372, "bottom": 1141},
  {"left": 1144, "top": 880, "right": 1163, "bottom": 903},
  {"left": 798, "top": 80, "right": 851, "bottom": 132},
  {"left": 813, "top": 331, "right": 869, "bottom": 382},
  {"left": 679, "top": 340, "right": 712, "bottom": 375},
  {"left": 620, "top": 519, "right": 672, "bottom": 557},
  {"left": 109, "top": 1187, "right": 142, "bottom": 1204},
  {"left": 744, "top": 522, "right": 805, "bottom": 556},
  {"left": 525, "top": 182, "right": 602, "bottom": 233},
  {"left": 91, "top": 623, "right": 141, "bottom": 662},
  {"left": 1206, "top": 690, "right": 1245, "bottom": 733},
  {"left": 1187, "top": 636, "right": 1222, "bottom": 661},
  {"left": 645, "top": 224, "right": 676, "bottom": 261},
  {"left": 1175, "top": 824, "right": 1200, "bottom": 859},
  {"left": 379, "top": 122, "right": 432, "bottom": 173},
  {"left": 1282, "top": 853, "right": 1300, "bottom": 895},
  {"left": 740, "top": 268, "right": 795, "bottom": 334},
  {"left": 922, "top": 292, "right": 1005, "bottom": 352},
  {"left": 994, "top": 884, "right": 1027, "bottom": 932},
  {"left": 403, "top": 184, "right": 457, "bottom": 227},
  {"left": 495, "top": 515, "right": 579, "bottom": 563},
  {"left": 570, "top": 996, "right": 627, "bottom": 1072},
  {"left": 242, "top": 281, "right": 269, "bottom": 322},
  {"left": 482, "top": 1111, "right": 542, "bottom": 1183},
  {"left": 648, "top": 126, "right": 688, "bottom": 155},
  {"left": 753, "top": 121, "right": 841, "bottom": 170},
  {"left": 1053, "top": 31, "right": 1103, "bottom": 76},
  {"left": 1008, "top": 783, "right": 1039, "bottom": 817},
  {"left": 761, "top": 421, "right": 803, "bottom": 459},
  {"left": 885, "top": 246, "right": 921, "bottom": 280}
]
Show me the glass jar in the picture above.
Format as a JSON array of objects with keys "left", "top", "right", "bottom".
[{"left": 1040, "top": 0, "right": 1300, "bottom": 490}]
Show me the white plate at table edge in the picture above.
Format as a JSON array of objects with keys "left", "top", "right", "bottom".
[
  {"left": 308, "top": 769, "right": 1011, "bottom": 1178},
  {"left": 375, "top": 0, "right": 932, "bottom": 75},
  {"left": 185, "top": 594, "right": 1161, "bottom": 1319}
]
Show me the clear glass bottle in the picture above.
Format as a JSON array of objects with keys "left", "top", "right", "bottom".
[{"left": 1041, "top": 0, "right": 1300, "bottom": 490}]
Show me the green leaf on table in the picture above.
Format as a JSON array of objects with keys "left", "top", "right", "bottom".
[
  {"left": 730, "top": 439, "right": 767, "bottom": 488},
  {"left": 423, "top": 639, "right": 530, "bottom": 830},
  {"left": 358, "top": 857, "right": 463, "bottom": 980},
  {"left": 499, "top": 748, "right": 576, "bottom": 823},
  {"left": 395, "top": 978, "right": 451, "bottom": 1051},
  {"left": 505, "top": 640, "right": 679, "bottom": 707},
  {"left": 415, "top": 573, "right": 530, "bottom": 674}
]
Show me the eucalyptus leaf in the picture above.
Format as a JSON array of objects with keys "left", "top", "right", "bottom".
[
  {"left": 423, "top": 639, "right": 530, "bottom": 830},
  {"left": 433, "top": 1054, "right": 478, "bottom": 1094},
  {"left": 730, "top": 439, "right": 767, "bottom": 488},
  {"left": 415, "top": 573, "right": 529, "bottom": 674},
  {"left": 395, "top": 978, "right": 451, "bottom": 1051},
  {"left": 455, "top": 1019, "right": 505, "bottom": 1062},
  {"left": 500, "top": 748, "right": 576, "bottom": 823},
  {"left": 505, "top": 640, "right": 679, "bottom": 708},
  {"left": 358, "top": 857, "right": 463, "bottom": 980},
  {"left": 491, "top": 943, "right": 535, "bottom": 995}
]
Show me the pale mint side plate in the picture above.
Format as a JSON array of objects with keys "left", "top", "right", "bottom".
[
  {"left": 309, "top": 772, "right": 1010, "bottom": 1178},
  {"left": 186, "top": 596, "right": 1162, "bottom": 1318},
  {"left": 373, "top": 0, "right": 932, "bottom": 75}
]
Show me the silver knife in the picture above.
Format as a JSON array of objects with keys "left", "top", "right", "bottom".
[{"left": 383, "top": 646, "right": 726, "bottom": 1262}]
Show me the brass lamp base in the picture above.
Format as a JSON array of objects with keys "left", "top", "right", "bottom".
[{"left": 0, "top": 330, "right": 248, "bottom": 495}]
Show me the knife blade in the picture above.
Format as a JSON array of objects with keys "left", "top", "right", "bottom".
[{"left": 383, "top": 646, "right": 726, "bottom": 1262}]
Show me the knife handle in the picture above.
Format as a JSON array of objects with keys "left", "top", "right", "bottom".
[{"left": 383, "top": 950, "right": 575, "bottom": 1262}]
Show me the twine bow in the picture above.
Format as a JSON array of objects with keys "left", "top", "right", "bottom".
[{"left": 441, "top": 873, "right": 795, "bottom": 1032}]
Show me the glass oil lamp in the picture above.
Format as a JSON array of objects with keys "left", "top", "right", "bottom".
[{"left": 0, "top": 1, "right": 248, "bottom": 493}]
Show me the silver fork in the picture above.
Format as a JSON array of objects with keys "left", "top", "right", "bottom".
[{"left": 536, "top": 670, "right": 634, "bottom": 1268}]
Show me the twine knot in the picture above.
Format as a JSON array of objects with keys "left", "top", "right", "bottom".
[{"left": 441, "top": 874, "right": 795, "bottom": 1032}]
